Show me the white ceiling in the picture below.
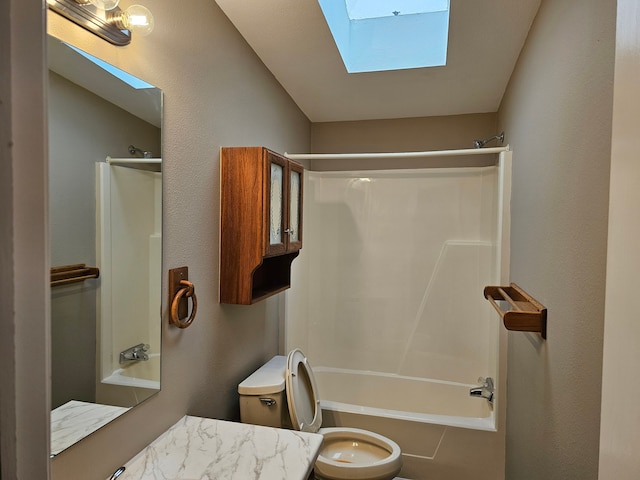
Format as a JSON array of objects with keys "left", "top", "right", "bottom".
[{"left": 215, "top": 0, "right": 541, "bottom": 123}]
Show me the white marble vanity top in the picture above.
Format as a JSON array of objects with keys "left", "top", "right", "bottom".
[{"left": 113, "top": 415, "right": 323, "bottom": 480}]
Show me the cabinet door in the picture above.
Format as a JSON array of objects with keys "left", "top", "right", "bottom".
[
  {"left": 265, "top": 152, "right": 287, "bottom": 256},
  {"left": 286, "top": 161, "right": 303, "bottom": 252}
]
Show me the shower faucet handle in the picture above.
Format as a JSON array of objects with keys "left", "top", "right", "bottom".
[
  {"left": 470, "top": 377, "right": 495, "bottom": 405},
  {"left": 119, "top": 343, "right": 150, "bottom": 363},
  {"left": 477, "top": 377, "right": 494, "bottom": 389}
]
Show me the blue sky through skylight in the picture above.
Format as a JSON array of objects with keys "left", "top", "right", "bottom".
[{"left": 318, "top": 0, "right": 450, "bottom": 73}]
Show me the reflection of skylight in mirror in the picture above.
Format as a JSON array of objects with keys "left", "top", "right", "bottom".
[
  {"left": 68, "top": 45, "right": 155, "bottom": 90},
  {"left": 318, "top": 0, "right": 450, "bottom": 73}
]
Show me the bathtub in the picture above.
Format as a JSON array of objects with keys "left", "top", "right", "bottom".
[
  {"left": 314, "top": 366, "right": 494, "bottom": 430},
  {"left": 313, "top": 366, "right": 504, "bottom": 480}
]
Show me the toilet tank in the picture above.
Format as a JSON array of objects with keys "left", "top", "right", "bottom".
[{"left": 238, "top": 355, "right": 292, "bottom": 429}]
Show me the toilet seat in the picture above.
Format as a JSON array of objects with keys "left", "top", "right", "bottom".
[{"left": 285, "top": 348, "right": 322, "bottom": 433}]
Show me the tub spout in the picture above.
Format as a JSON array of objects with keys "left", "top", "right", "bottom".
[{"left": 470, "top": 377, "right": 494, "bottom": 405}]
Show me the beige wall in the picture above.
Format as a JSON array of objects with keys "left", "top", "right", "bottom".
[
  {"left": 498, "top": 0, "right": 615, "bottom": 478},
  {"left": 599, "top": 1, "right": 640, "bottom": 477},
  {"left": 47, "top": 1, "right": 310, "bottom": 478}
]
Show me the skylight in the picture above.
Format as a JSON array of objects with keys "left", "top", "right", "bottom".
[{"left": 318, "top": 0, "right": 450, "bottom": 73}]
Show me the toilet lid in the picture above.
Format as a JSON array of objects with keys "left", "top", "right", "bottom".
[{"left": 285, "top": 349, "right": 322, "bottom": 433}]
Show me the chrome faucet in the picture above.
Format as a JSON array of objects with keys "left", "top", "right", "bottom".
[
  {"left": 470, "top": 377, "right": 494, "bottom": 405},
  {"left": 119, "top": 343, "right": 150, "bottom": 364}
]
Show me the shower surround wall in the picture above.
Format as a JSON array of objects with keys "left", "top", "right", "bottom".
[
  {"left": 288, "top": 167, "right": 499, "bottom": 380},
  {"left": 286, "top": 159, "right": 509, "bottom": 479}
]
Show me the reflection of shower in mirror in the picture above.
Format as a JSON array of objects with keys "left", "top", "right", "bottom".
[
  {"left": 129, "top": 144, "right": 154, "bottom": 158},
  {"left": 96, "top": 159, "right": 162, "bottom": 397}
]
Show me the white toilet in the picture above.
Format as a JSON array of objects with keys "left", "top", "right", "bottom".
[{"left": 238, "top": 349, "right": 402, "bottom": 480}]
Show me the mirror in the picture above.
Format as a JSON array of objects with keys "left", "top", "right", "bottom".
[{"left": 47, "top": 35, "right": 162, "bottom": 456}]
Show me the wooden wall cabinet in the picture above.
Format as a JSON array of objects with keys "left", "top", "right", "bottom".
[{"left": 220, "top": 147, "right": 304, "bottom": 305}]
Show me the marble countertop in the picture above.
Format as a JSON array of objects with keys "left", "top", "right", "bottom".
[
  {"left": 113, "top": 415, "right": 323, "bottom": 480},
  {"left": 51, "top": 400, "right": 130, "bottom": 457}
]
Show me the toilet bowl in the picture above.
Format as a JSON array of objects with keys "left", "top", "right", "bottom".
[
  {"left": 238, "top": 349, "right": 402, "bottom": 480},
  {"left": 315, "top": 427, "right": 402, "bottom": 480}
]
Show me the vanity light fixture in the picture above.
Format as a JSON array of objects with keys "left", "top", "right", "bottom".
[{"left": 47, "top": 0, "right": 154, "bottom": 46}]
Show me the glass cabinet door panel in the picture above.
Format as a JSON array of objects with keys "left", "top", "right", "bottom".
[
  {"left": 270, "top": 162, "right": 283, "bottom": 246},
  {"left": 289, "top": 169, "right": 301, "bottom": 242}
]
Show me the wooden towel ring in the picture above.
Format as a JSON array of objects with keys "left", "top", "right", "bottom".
[{"left": 170, "top": 279, "right": 197, "bottom": 329}]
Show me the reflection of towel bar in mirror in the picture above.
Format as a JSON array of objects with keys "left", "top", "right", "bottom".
[
  {"left": 484, "top": 283, "right": 547, "bottom": 339},
  {"left": 51, "top": 264, "right": 100, "bottom": 287}
]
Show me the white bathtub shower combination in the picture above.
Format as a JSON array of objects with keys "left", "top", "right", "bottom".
[{"left": 286, "top": 149, "right": 511, "bottom": 480}]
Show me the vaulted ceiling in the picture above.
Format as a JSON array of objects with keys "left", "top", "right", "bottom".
[{"left": 215, "top": 0, "right": 541, "bottom": 122}]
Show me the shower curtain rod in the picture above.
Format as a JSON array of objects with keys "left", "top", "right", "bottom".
[
  {"left": 284, "top": 145, "right": 509, "bottom": 161},
  {"left": 107, "top": 156, "right": 162, "bottom": 165}
]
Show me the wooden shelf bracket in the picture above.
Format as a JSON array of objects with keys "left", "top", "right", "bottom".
[{"left": 483, "top": 283, "right": 547, "bottom": 339}]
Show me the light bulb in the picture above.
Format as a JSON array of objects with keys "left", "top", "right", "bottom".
[
  {"left": 74, "top": 0, "right": 120, "bottom": 11},
  {"left": 89, "top": 0, "right": 120, "bottom": 10},
  {"left": 121, "top": 5, "right": 154, "bottom": 36}
]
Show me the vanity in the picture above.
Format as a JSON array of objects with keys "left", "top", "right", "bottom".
[{"left": 109, "top": 415, "right": 322, "bottom": 479}]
